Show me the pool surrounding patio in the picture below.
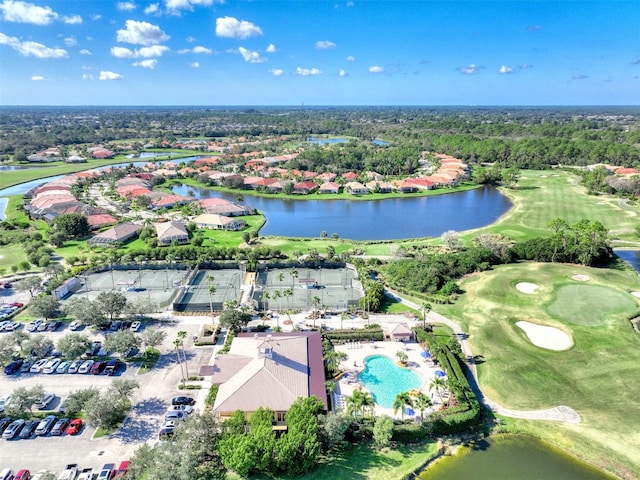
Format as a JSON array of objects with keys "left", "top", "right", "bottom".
[{"left": 358, "top": 355, "right": 423, "bottom": 408}]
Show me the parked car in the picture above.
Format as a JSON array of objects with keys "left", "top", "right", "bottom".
[
  {"left": 36, "top": 322, "right": 49, "bottom": 332},
  {"left": 130, "top": 321, "right": 141, "bottom": 332},
  {"left": 2, "top": 418, "right": 26, "bottom": 439},
  {"left": 29, "top": 359, "right": 48, "bottom": 373},
  {"left": 14, "top": 469, "right": 30, "bottom": 480},
  {"left": 85, "top": 341, "right": 102, "bottom": 357},
  {"left": 46, "top": 321, "right": 61, "bottom": 332},
  {"left": 78, "top": 360, "right": 94, "bottom": 374},
  {"left": 67, "top": 360, "right": 82, "bottom": 374},
  {"left": 77, "top": 468, "right": 93, "bottom": 480},
  {"left": 90, "top": 361, "right": 106, "bottom": 375},
  {"left": 20, "top": 359, "right": 34, "bottom": 373},
  {"left": 158, "top": 427, "right": 174, "bottom": 440},
  {"left": 0, "top": 394, "right": 11, "bottom": 412},
  {"left": 68, "top": 320, "right": 82, "bottom": 331},
  {"left": 171, "top": 396, "right": 195, "bottom": 406},
  {"left": 0, "top": 469, "right": 13, "bottom": 480},
  {"left": 57, "top": 464, "right": 78, "bottom": 480},
  {"left": 97, "top": 322, "right": 111, "bottom": 331},
  {"left": 164, "top": 410, "right": 187, "bottom": 421},
  {"left": 0, "top": 417, "right": 13, "bottom": 434},
  {"left": 4, "top": 359, "right": 23, "bottom": 375},
  {"left": 56, "top": 361, "right": 72, "bottom": 374},
  {"left": 109, "top": 321, "right": 122, "bottom": 331},
  {"left": 65, "top": 418, "right": 83, "bottom": 435},
  {"left": 114, "top": 461, "right": 129, "bottom": 479},
  {"left": 168, "top": 404, "right": 194, "bottom": 414},
  {"left": 50, "top": 418, "right": 69, "bottom": 436},
  {"left": 34, "top": 415, "right": 56, "bottom": 436},
  {"left": 25, "top": 320, "right": 43, "bottom": 332},
  {"left": 96, "top": 463, "right": 115, "bottom": 480},
  {"left": 42, "top": 359, "right": 61, "bottom": 374},
  {"left": 19, "top": 419, "right": 39, "bottom": 439},
  {"left": 35, "top": 392, "right": 55, "bottom": 410},
  {"left": 104, "top": 359, "right": 121, "bottom": 376},
  {"left": 5, "top": 322, "right": 21, "bottom": 332}
]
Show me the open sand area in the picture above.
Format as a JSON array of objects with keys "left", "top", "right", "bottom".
[
  {"left": 571, "top": 274, "right": 590, "bottom": 281},
  {"left": 516, "top": 282, "right": 539, "bottom": 294},
  {"left": 631, "top": 292, "right": 640, "bottom": 298},
  {"left": 516, "top": 321, "right": 573, "bottom": 351}
]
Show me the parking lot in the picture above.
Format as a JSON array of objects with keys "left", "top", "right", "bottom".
[{"left": 0, "top": 315, "right": 215, "bottom": 474}]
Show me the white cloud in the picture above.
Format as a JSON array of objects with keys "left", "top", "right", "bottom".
[
  {"left": 80, "top": 49, "right": 91, "bottom": 55},
  {"left": 137, "top": 45, "right": 169, "bottom": 57},
  {"left": 368, "top": 65, "right": 384, "bottom": 73},
  {"left": 165, "top": 0, "right": 214, "bottom": 14},
  {"left": 0, "top": 33, "right": 68, "bottom": 58},
  {"left": 117, "top": 2, "right": 136, "bottom": 11},
  {"left": 145, "top": 3, "right": 160, "bottom": 15},
  {"left": 338, "top": 69, "right": 347, "bottom": 77},
  {"left": 266, "top": 43, "right": 276, "bottom": 53},
  {"left": 63, "top": 36, "right": 77, "bottom": 47},
  {"left": 186, "top": 36, "right": 196, "bottom": 43},
  {"left": 116, "top": 19, "right": 169, "bottom": 45},
  {"left": 91, "top": 14, "right": 101, "bottom": 21},
  {"left": 62, "top": 15, "right": 82, "bottom": 24},
  {"left": 189, "top": 62, "right": 199, "bottom": 68},
  {"left": 295, "top": 67, "right": 322, "bottom": 76},
  {"left": 346, "top": 55, "right": 355, "bottom": 62},
  {"left": 111, "top": 46, "right": 136, "bottom": 58},
  {"left": 216, "top": 16, "right": 263, "bottom": 39},
  {"left": 315, "top": 40, "right": 336, "bottom": 50},
  {"left": 238, "top": 46, "right": 266, "bottom": 63},
  {"left": 99, "top": 71, "right": 123, "bottom": 80},
  {"left": 82, "top": 74, "right": 93, "bottom": 80},
  {"left": 459, "top": 64, "right": 479, "bottom": 74},
  {"left": 133, "top": 59, "right": 157, "bottom": 69},
  {"left": 269, "top": 68, "right": 284, "bottom": 76},
  {"left": 192, "top": 45, "right": 212, "bottom": 54},
  {"left": 499, "top": 65, "right": 513, "bottom": 74},
  {"left": 31, "top": 75, "right": 44, "bottom": 81},
  {"left": 81, "top": 65, "right": 91, "bottom": 70},
  {"left": 0, "top": 0, "right": 57, "bottom": 25}
]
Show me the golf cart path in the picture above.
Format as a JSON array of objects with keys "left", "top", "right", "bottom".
[{"left": 392, "top": 292, "right": 582, "bottom": 424}]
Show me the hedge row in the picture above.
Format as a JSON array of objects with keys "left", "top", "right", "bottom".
[{"left": 324, "top": 328, "right": 384, "bottom": 342}]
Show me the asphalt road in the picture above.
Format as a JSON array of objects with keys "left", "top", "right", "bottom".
[{"left": 0, "top": 317, "right": 213, "bottom": 475}]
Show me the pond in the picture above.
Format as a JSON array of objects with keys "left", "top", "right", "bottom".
[
  {"left": 170, "top": 184, "right": 512, "bottom": 240},
  {"left": 614, "top": 249, "right": 640, "bottom": 274},
  {"left": 418, "top": 434, "right": 617, "bottom": 480}
]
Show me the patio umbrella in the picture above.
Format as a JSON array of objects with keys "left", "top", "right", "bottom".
[
  {"left": 404, "top": 407, "right": 415, "bottom": 416},
  {"left": 435, "top": 370, "right": 446, "bottom": 377},
  {"left": 421, "top": 351, "right": 431, "bottom": 359}
]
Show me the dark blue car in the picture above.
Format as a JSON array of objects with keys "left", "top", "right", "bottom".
[{"left": 4, "top": 359, "right": 23, "bottom": 375}]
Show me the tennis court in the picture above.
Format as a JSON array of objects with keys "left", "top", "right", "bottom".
[
  {"left": 173, "top": 268, "right": 243, "bottom": 312},
  {"left": 254, "top": 266, "right": 363, "bottom": 312}
]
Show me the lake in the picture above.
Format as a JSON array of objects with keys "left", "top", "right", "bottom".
[
  {"left": 614, "top": 249, "right": 640, "bottom": 274},
  {"left": 171, "top": 184, "right": 511, "bottom": 240},
  {"left": 419, "top": 435, "right": 616, "bottom": 480}
]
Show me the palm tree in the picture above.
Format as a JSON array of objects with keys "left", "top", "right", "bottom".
[
  {"left": 323, "top": 349, "right": 347, "bottom": 375},
  {"left": 360, "top": 391, "right": 375, "bottom": 418},
  {"left": 283, "top": 288, "right": 292, "bottom": 311},
  {"left": 261, "top": 291, "right": 270, "bottom": 323},
  {"left": 277, "top": 272, "right": 285, "bottom": 285},
  {"left": 393, "top": 391, "right": 413, "bottom": 420},
  {"left": 290, "top": 268, "right": 298, "bottom": 288},
  {"left": 345, "top": 389, "right": 366, "bottom": 422},
  {"left": 414, "top": 393, "right": 432, "bottom": 420},
  {"left": 208, "top": 285, "right": 216, "bottom": 318},
  {"left": 173, "top": 338, "right": 185, "bottom": 386},
  {"left": 422, "top": 301, "right": 432, "bottom": 329},
  {"left": 396, "top": 350, "right": 408, "bottom": 365},
  {"left": 177, "top": 330, "right": 189, "bottom": 380},
  {"left": 429, "top": 377, "right": 447, "bottom": 404},
  {"left": 272, "top": 290, "right": 281, "bottom": 328}
]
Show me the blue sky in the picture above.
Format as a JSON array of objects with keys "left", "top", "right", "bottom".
[{"left": 0, "top": 0, "right": 638, "bottom": 105}]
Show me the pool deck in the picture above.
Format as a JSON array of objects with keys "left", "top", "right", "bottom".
[{"left": 334, "top": 338, "right": 445, "bottom": 419}]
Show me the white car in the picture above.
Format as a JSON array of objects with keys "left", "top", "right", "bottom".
[
  {"left": 56, "top": 361, "right": 72, "bottom": 374},
  {"left": 68, "top": 320, "right": 83, "bottom": 330},
  {"left": 67, "top": 360, "right": 82, "bottom": 374},
  {"left": 130, "top": 321, "right": 142, "bottom": 332},
  {"left": 26, "top": 319, "right": 43, "bottom": 332},
  {"left": 0, "top": 394, "right": 10, "bottom": 413},
  {"left": 164, "top": 410, "right": 187, "bottom": 421},
  {"left": 30, "top": 358, "right": 48, "bottom": 373},
  {"left": 42, "top": 358, "right": 61, "bottom": 374},
  {"left": 78, "top": 359, "right": 94, "bottom": 374},
  {"left": 168, "top": 404, "right": 194, "bottom": 414}
]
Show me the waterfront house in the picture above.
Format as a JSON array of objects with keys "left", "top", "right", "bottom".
[
  {"left": 192, "top": 213, "right": 247, "bottom": 231},
  {"left": 344, "top": 182, "right": 370, "bottom": 195},
  {"left": 318, "top": 182, "right": 340, "bottom": 194}
]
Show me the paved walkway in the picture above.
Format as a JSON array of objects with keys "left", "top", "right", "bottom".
[{"left": 393, "top": 292, "right": 582, "bottom": 424}]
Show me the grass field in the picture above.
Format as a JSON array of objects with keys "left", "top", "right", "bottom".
[{"left": 437, "top": 262, "right": 640, "bottom": 480}]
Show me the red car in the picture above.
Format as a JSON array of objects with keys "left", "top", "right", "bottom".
[
  {"left": 114, "top": 461, "right": 129, "bottom": 479},
  {"left": 15, "top": 470, "right": 30, "bottom": 480},
  {"left": 65, "top": 418, "right": 83, "bottom": 435},
  {"left": 10, "top": 302, "right": 23, "bottom": 308}
]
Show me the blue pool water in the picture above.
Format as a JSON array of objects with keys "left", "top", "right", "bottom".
[{"left": 358, "top": 355, "right": 423, "bottom": 408}]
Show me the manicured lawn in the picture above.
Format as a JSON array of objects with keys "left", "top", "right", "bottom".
[
  {"left": 475, "top": 170, "right": 640, "bottom": 242},
  {"left": 0, "top": 243, "right": 29, "bottom": 273},
  {"left": 232, "top": 441, "right": 440, "bottom": 480},
  {"left": 436, "top": 262, "right": 640, "bottom": 479},
  {"left": 546, "top": 284, "right": 637, "bottom": 327},
  {"left": 137, "top": 349, "right": 161, "bottom": 374}
]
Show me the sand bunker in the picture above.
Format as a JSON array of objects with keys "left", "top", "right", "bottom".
[
  {"left": 516, "top": 321, "right": 572, "bottom": 351},
  {"left": 631, "top": 292, "right": 640, "bottom": 298},
  {"left": 571, "top": 274, "right": 590, "bottom": 281},
  {"left": 516, "top": 282, "right": 539, "bottom": 294}
]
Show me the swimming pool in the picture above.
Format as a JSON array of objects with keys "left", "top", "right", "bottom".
[{"left": 358, "top": 355, "right": 423, "bottom": 408}]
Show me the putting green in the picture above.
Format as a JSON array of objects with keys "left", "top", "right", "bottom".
[{"left": 546, "top": 284, "right": 637, "bottom": 326}]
